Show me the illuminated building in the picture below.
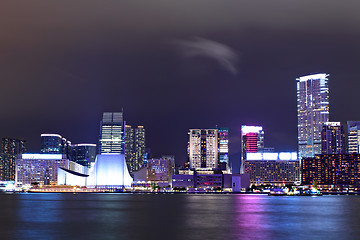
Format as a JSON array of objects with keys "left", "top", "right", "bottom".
[
  {"left": 218, "top": 128, "right": 230, "bottom": 172},
  {"left": 99, "top": 112, "right": 125, "bottom": 154},
  {"left": 147, "top": 158, "right": 174, "bottom": 183},
  {"left": 188, "top": 129, "right": 218, "bottom": 169},
  {"left": 162, "top": 155, "right": 175, "bottom": 168},
  {"left": 16, "top": 154, "right": 70, "bottom": 185},
  {"left": 301, "top": 154, "right": 360, "bottom": 188},
  {"left": 172, "top": 173, "right": 250, "bottom": 191},
  {"left": 124, "top": 125, "right": 135, "bottom": 171},
  {"left": 347, "top": 121, "right": 360, "bottom": 153},
  {"left": 244, "top": 152, "right": 300, "bottom": 186},
  {"left": 69, "top": 144, "right": 97, "bottom": 168},
  {"left": 41, "top": 134, "right": 64, "bottom": 154},
  {"left": 297, "top": 73, "right": 329, "bottom": 159},
  {"left": 241, "top": 126, "right": 264, "bottom": 173},
  {"left": 58, "top": 154, "right": 133, "bottom": 187},
  {"left": 321, "top": 122, "right": 345, "bottom": 154},
  {"left": 0, "top": 138, "right": 26, "bottom": 181},
  {"left": 124, "top": 125, "right": 146, "bottom": 172},
  {"left": 134, "top": 126, "right": 145, "bottom": 171}
]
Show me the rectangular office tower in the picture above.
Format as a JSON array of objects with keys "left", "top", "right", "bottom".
[
  {"left": 188, "top": 129, "right": 218, "bottom": 169},
  {"left": 348, "top": 121, "right": 360, "bottom": 153},
  {"left": 241, "top": 126, "right": 264, "bottom": 173},
  {"left": 218, "top": 128, "right": 229, "bottom": 172},
  {"left": 321, "top": 122, "right": 345, "bottom": 154},
  {"left": 124, "top": 125, "right": 146, "bottom": 172},
  {"left": 0, "top": 138, "right": 26, "bottom": 181},
  {"left": 99, "top": 112, "right": 125, "bottom": 154},
  {"left": 297, "top": 73, "right": 329, "bottom": 159}
]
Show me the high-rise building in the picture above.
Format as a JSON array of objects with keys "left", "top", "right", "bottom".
[
  {"left": 124, "top": 125, "right": 146, "bottom": 172},
  {"left": 69, "top": 144, "right": 97, "bottom": 168},
  {"left": 134, "top": 126, "right": 145, "bottom": 171},
  {"left": 297, "top": 73, "right": 329, "bottom": 159},
  {"left": 188, "top": 129, "right": 218, "bottom": 169},
  {"left": 348, "top": 121, "right": 360, "bottom": 153},
  {"left": 241, "top": 126, "right": 264, "bottom": 173},
  {"left": 0, "top": 138, "right": 26, "bottom": 181},
  {"left": 218, "top": 128, "right": 229, "bottom": 172},
  {"left": 99, "top": 112, "right": 125, "bottom": 154},
  {"left": 321, "top": 122, "right": 345, "bottom": 154},
  {"left": 124, "top": 125, "right": 135, "bottom": 171}
]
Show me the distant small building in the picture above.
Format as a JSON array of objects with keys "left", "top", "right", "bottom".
[{"left": 133, "top": 158, "right": 174, "bottom": 187}]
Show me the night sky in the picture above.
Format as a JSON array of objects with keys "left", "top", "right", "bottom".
[{"left": 1, "top": 1, "right": 360, "bottom": 171}]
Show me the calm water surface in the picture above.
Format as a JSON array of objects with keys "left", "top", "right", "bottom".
[{"left": 0, "top": 193, "right": 360, "bottom": 240}]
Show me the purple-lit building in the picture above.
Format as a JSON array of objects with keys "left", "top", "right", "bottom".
[
  {"left": 16, "top": 154, "right": 69, "bottom": 185},
  {"left": 244, "top": 152, "right": 300, "bottom": 186}
]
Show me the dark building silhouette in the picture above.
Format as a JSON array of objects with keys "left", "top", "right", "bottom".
[{"left": 0, "top": 138, "right": 26, "bottom": 181}]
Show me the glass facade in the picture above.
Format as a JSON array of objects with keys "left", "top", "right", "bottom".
[
  {"left": 347, "top": 121, "right": 360, "bottom": 153},
  {"left": 99, "top": 112, "right": 125, "bottom": 154},
  {"left": 40, "top": 134, "right": 63, "bottom": 154},
  {"left": 69, "top": 144, "right": 97, "bottom": 168},
  {"left": 297, "top": 73, "right": 329, "bottom": 159},
  {"left": 321, "top": 122, "right": 345, "bottom": 154},
  {"left": 218, "top": 128, "right": 229, "bottom": 172}
]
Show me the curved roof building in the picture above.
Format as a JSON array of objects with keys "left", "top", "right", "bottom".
[{"left": 58, "top": 154, "right": 133, "bottom": 187}]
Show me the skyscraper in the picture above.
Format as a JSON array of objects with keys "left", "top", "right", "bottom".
[
  {"left": 0, "top": 138, "right": 26, "bottom": 181},
  {"left": 347, "top": 121, "right": 360, "bottom": 153},
  {"left": 124, "top": 125, "right": 135, "bottom": 171},
  {"left": 188, "top": 129, "right": 218, "bottom": 169},
  {"left": 297, "top": 73, "right": 329, "bottom": 159},
  {"left": 241, "top": 125, "right": 264, "bottom": 173},
  {"left": 99, "top": 112, "right": 125, "bottom": 154},
  {"left": 134, "top": 126, "right": 145, "bottom": 171},
  {"left": 321, "top": 122, "right": 345, "bottom": 154},
  {"left": 218, "top": 128, "right": 229, "bottom": 172}
]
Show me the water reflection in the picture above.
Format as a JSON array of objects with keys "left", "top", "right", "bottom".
[{"left": 0, "top": 193, "right": 360, "bottom": 240}]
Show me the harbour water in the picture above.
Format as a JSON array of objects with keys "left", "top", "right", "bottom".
[{"left": 1, "top": 193, "right": 360, "bottom": 240}]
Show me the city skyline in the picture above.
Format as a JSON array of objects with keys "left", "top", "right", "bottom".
[{"left": 1, "top": 1, "right": 360, "bottom": 169}]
